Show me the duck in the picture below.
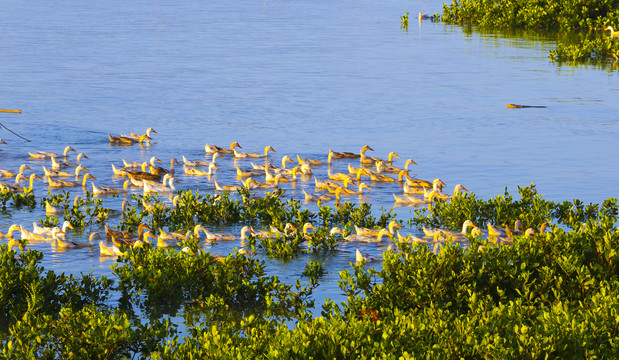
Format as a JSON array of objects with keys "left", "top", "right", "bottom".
[
  {"left": 104, "top": 222, "right": 151, "bottom": 241},
  {"left": 369, "top": 169, "right": 409, "bottom": 183},
  {"left": 235, "top": 166, "right": 264, "bottom": 178},
  {"left": 315, "top": 176, "right": 355, "bottom": 191},
  {"left": 345, "top": 228, "right": 390, "bottom": 243},
  {"left": 233, "top": 145, "right": 276, "bottom": 159},
  {"left": 297, "top": 154, "right": 323, "bottom": 166},
  {"left": 123, "top": 156, "right": 161, "bottom": 169},
  {"left": 45, "top": 201, "right": 61, "bottom": 215},
  {"left": 92, "top": 180, "right": 130, "bottom": 195},
  {"left": 202, "top": 226, "right": 254, "bottom": 242},
  {"left": 111, "top": 164, "right": 130, "bottom": 177},
  {"left": 151, "top": 158, "right": 180, "bottom": 176},
  {"left": 0, "top": 224, "right": 21, "bottom": 238},
  {"left": 43, "top": 165, "right": 88, "bottom": 178},
  {"left": 360, "top": 151, "right": 400, "bottom": 166},
  {"left": 185, "top": 163, "right": 218, "bottom": 176},
  {"left": 375, "top": 159, "right": 416, "bottom": 174},
  {"left": 48, "top": 173, "right": 95, "bottom": 188},
  {"left": 99, "top": 241, "right": 123, "bottom": 256},
  {"left": 605, "top": 26, "right": 619, "bottom": 37},
  {"left": 51, "top": 153, "right": 88, "bottom": 169},
  {"left": 337, "top": 182, "right": 372, "bottom": 196},
  {"left": 28, "top": 146, "right": 76, "bottom": 160},
  {"left": 56, "top": 233, "right": 97, "bottom": 249},
  {"left": 19, "top": 225, "right": 64, "bottom": 242},
  {"left": 406, "top": 177, "right": 444, "bottom": 191},
  {"left": 347, "top": 163, "right": 373, "bottom": 176},
  {"left": 355, "top": 249, "right": 381, "bottom": 264},
  {"left": 183, "top": 153, "right": 223, "bottom": 167},
  {"left": 393, "top": 193, "right": 435, "bottom": 207},
  {"left": 355, "top": 220, "right": 401, "bottom": 237},
  {"left": 125, "top": 166, "right": 163, "bottom": 182},
  {"left": 120, "top": 127, "right": 157, "bottom": 141},
  {"left": 1, "top": 173, "right": 42, "bottom": 193},
  {"left": 213, "top": 179, "right": 241, "bottom": 192},
  {"left": 0, "top": 164, "right": 32, "bottom": 178},
  {"left": 303, "top": 189, "right": 340, "bottom": 203},
  {"left": 109, "top": 133, "right": 151, "bottom": 145},
  {"left": 33, "top": 220, "right": 74, "bottom": 238},
  {"left": 205, "top": 141, "right": 242, "bottom": 154},
  {"left": 328, "top": 145, "right": 373, "bottom": 162},
  {"left": 329, "top": 168, "right": 365, "bottom": 183},
  {"left": 143, "top": 176, "right": 178, "bottom": 193},
  {"left": 432, "top": 184, "right": 469, "bottom": 200}
]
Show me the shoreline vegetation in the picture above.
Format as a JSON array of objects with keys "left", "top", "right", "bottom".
[
  {"left": 2, "top": 184, "right": 619, "bottom": 358},
  {"left": 423, "top": 0, "right": 619, "bottom": 64}
]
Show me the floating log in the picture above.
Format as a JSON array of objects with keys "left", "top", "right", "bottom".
[{"left": 506, "top": 104, "right": 546, "bottom": 109}]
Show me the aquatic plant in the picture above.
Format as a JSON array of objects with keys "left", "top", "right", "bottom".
[
  {"left": 436, "top": 0, "right": 619, "bottom": 64},
  {"left": 400, "top": 11, "right": 409, "bottom": 31}
]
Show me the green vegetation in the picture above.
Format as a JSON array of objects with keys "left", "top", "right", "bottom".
[
  {"left": 2, "top": 185, "right": 619, "bottom": 358},
  {"left": 435, "top": 0, "right": 619, "bottom": 64}
]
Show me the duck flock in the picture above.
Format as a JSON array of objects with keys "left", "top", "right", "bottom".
[{"left": 0, "top": 127, "right": 527, "bottom": 263}]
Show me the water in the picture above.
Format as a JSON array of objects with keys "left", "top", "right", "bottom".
[{"left": 1, "top": 0, "right": 618, "bottom": 315}]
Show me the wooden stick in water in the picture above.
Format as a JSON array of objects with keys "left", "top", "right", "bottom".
[{"left": 0, "top": 109, "right": 22, "bottom": 113}]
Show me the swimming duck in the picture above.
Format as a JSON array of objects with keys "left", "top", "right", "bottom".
[
  {"left": 151, "top": 158, "right": 180, "bottom": 176},
  {"left": 104, "top": 223, "right": 151, "bottom": 242},
  {"left": 233, "top": 145, "right": 276, "bottom": 159},
  {"left": 375, "top": 159, "right": 416, "bottom": 174},
  {"left": 369, "top": 169, "right": 409, "bottom": 182},
  {"left": 43, "top": 165, "right": 88, "bottom": 178},
  {"left": 183, "top": 153, "right": 223, "bottom": 167},
  {"left": 123, "top": 156, "right": 161, "bottom": 169},
  {"left": 109, "top": 133, "right": 150, "bottom": 145},
  {"left": 99, "top": 241, "right": 123, "bottom": 256},
  {"left": 345, "top": 228, "right": 390, "bottom": 243},
  {"left": 202, "top": 226, "right": 253, "bottom": 242},
  {"left": 48, "top": 173, "right": 95, "bottom": 188},
  {"left": 355, "top": 220, "right": 401, "bottom": 237},
  {"left": 143, "top": 176, "right": 178, "bottom": 194},
  {"left": 92, "top": 180, "right": 130, "bottom": 195},
  {"left": 328, "top": 145, "right": 373, "bottom": 162},
  {"left": 29, "top": 146, "right": 76, "bottom": 160},
  {"left": 406, "top": 177, "right": 444, "bottom": 191},
  {"left": 432, "top": 184, "right": 468, "bottom": 200},
  {"left": 303, "top": 189, "right": 339, "bottom": 203},
  {"left": 205, "top": 141, "right": 242, "bottom": 154},
  {"left": 235, "top": 166, "right": 263, "bottom": 178},
  {"left": 297, "top": 154, "right": 323, "bottom": 166},
  {"left": 213, "top": 179, "right": 245, "bottom": 192},
  {"left": 337, "top": 182, "right": 372, "bottom": 196},
  {"left": 33, "top": 220, "right": 73, "bottom": 238},
  {"left": 0, "top": 164, "right": 32, "bottom": 178},
  {"left": 51, "top": 153, "right": 88, "bottom": 169},
  {"left": 393, "top": 193, "right": 435, "bottom": 207},
  {"left": 19, "top": 225, "right": 64, "bottom": 242},
  {"left": 360, "top": 151, "right": 400, "bottom": 166},
  {"left": 126, "top": 167, "right": 163, "bottom": 182},
  {"left": 355, "top": 249, "right": 382, "bottom": 264},
  {"left": 120, "top": 127, "right": 157, "bottom": 140},
  {"left": 186, "top": 163, "right": 218, "bottom": 176},
  {"left": 1, "top": 173, "right": 42, "bottom": 193},
  {"left": 0, "top": 224, "right": 21, "bottom": 238},
  {"left": 56, "top": 234, "right": 93, "bottom": 249}
]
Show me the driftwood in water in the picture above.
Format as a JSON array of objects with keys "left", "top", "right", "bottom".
[{"left": 507, "top": 104, "right": 546, "bottom": 109}]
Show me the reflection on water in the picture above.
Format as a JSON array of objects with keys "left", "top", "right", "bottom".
[{"left": 1, "top": 0, "right": 618, "bottom": 316}]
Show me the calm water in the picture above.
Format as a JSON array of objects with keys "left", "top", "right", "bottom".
[{"left": 1, "top": 0, "right": 618, "bottom": 313}]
